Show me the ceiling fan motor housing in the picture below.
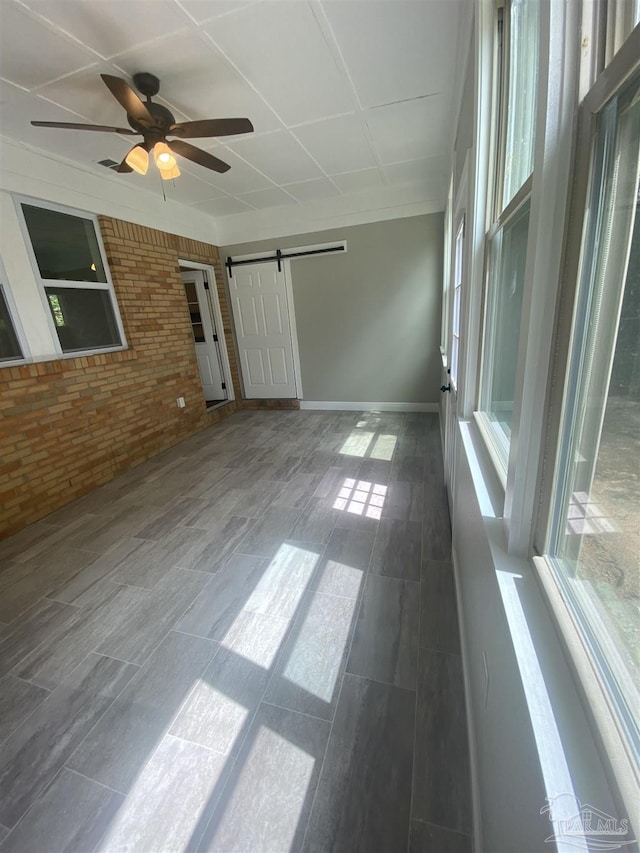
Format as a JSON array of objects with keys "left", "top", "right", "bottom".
[{"left": 132, "top": 72, "right": 160, "bottom": 98}]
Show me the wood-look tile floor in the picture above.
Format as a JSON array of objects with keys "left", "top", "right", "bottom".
[{"left": 0, "top": 410, "right": 472, "bottom": 853}]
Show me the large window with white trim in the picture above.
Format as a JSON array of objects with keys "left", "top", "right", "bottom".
[
  {"left": 545, "top": 67, "right": 640, "bottom": 753},
  {"left": 476, "top": 0, "right": 539, "bottom": 474},
  {"left": 18, "top": 200, "right": 125, "bottom": 355}
]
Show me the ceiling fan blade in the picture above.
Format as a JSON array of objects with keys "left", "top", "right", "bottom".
[
  {"left": 100, "top": 74, "right": 154, "bottom": 126},
  {"left": 169, "top": 118, "right": 254, "bottom": 139},
  {"left": 168, "top": 140, "right": 231, "bottom": 173},
  {"left": 31, "top": 121, "right": 137, "bottom": 135}
]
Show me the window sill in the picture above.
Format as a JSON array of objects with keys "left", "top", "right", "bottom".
[
  {"left": 458, "top": 417, "right": 506, "bottom": 519},
  {"left": 532, "top": 554, "right": 640, "bottom": 839},
  {"left": 473, "top": 410, "right": 508, "bottom": 490}
]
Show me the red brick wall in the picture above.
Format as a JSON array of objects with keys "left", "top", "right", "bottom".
[{"left": 0, "top": 216, "right": 239, "bottom": 538}]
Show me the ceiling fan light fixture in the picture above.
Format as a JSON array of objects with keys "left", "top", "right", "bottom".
[
  {"left": 125, "top": 144, "right": 149, "bottom": 175},
  {"left": 160, "top": 164, "right": 181, "bottom": 180},
  {"left": 153, "top": 141, "right": 177, "bottom": 171}
]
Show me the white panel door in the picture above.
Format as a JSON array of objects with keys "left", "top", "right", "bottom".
[
  {"left": 229, "top": 261, "right": 298, "bottom": 398},
  {"left": 182, "top": 270, "right": 226, "bottom": 401}
]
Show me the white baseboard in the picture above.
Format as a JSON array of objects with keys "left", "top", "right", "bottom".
[{"left": 299, "top": 401, "right": 439, "bottom": 413}]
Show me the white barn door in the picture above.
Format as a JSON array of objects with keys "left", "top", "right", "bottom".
[{"left": 229, "top": 261, "right": 298, "bottom": 399}]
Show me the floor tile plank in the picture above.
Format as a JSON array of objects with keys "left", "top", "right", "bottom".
[
  {"left": 179, "top": 516, "right": 258, "bottom": 572},
  {"left": 422, "top": 485, "right": 452, "bottom": 562},
  {"left": 370, "top": 518, "right": 422, "bottom": 581},
  {"left": 95, "top": 568, "right": 210, "bottom": 665},
  {"left": 95, "top": 735, "right": 228, "bottom": 853},
  {"left": 0, "top": 599, "right": 78, "bottom": 680},
  {"left": 346, "top": 574, "right": 419, "bottom": 690},
  {"left": 0, "top": 675, "right": 50, "bottom": 744},
  {"left": 198, "top": 703, "right": 330, "bottom": 853},
  {"left": 420, "top": 561, "right": 461, "bottom": 655},
  {"left": 412, "top": 647, "right": 472, "bottom": 834},
  {"left": 67, "top": 631, "right": 217, "bottom": 794},
  {"left": 290, "top": 497, "right": 339, "bottom": 545},
  {"left": 0, "top": 652, "right": 137, "bottom": 828},
  {"left": 302, "top": 674, "right": 415, "bottom": 853},
  {"left": 310, "top": 527, "right": 374, "bottom": 599},
  {"left": 264, "top": 590, "right": 358, "bottom": 720},
  {"left": 1, "top": 769, "right": 123, "bottom": 853},
  {"left": 12, "top": 583, "right": 147, "bottom": 690},
  {"left": 170, "top": 611, "right": 291, "bottom": 756},
  {"left": 236, "top": 507, "right": 301, "bottom": 559},
  {"left": 0, "top": 551, "right": 95, "bottom": 623},
  {"left": 409, "top": 819, "right": 472, "bottom": 853},
  {"left": 175, "top": 554, "right": 270, "bottom": 641}
]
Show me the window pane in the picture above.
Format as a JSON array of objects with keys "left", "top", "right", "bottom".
[
  {"left": 550, "top": 73, "right": 640, "bottom": 740},
  {"left": 22, "top": 204, "right": 107, "bottom": 282},
  {"left": 480, "top": 201, "right": 530, "bottom": 459},
  {"left": 45, "top": 287, "right": 121, "bottom": 352},
  {"left": 502, "top": 0, "right": 539, "bottom": 208},
  {"left": 0, "top": 287, "right": 22, "bottom": 361}
]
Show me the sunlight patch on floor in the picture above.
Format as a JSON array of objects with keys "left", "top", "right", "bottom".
[
  {"left": 333, "top": 478, "right": 386, "bottom": 520},
  {"left": 370, "top": 434, "right": 397, "bottom": 461},
  {"left": 339, "top": 430, "right": 375, "bottom": 457},
  {"left": 282, "top": 585, "right": 360, "bottom": 702}
]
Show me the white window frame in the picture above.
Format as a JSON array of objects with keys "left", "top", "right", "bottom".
[
  {"left": 470, "top": 0, "right": 581, "bottom": 551},
  {"left": 14, "top": 195, "right": 127, "bottom": 359},
  {"left": 475, "top": 0, "right": 539, "bottom": 484},
  {"left": 532, "top": 22, "right": 640, "bottom": 830},
  {"left": 0, "top": 256, "right": 30, "bottom": 365},
  {"left": 441, "top": 175, "right": 454, "bottom": 366},
  {"left": 450, "top": 215, "right": 465, "bottom": 391}
]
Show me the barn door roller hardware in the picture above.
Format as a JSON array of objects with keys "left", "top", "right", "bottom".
[{"left": 226, "top": 244, "right": 345, "bottom": 277}]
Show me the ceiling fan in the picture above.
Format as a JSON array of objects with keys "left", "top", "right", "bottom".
[{"left": 30, "top": 72, "right": 254, "bottom": 179}]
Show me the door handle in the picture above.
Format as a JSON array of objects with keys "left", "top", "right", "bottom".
[{"left": 440, "top": 384, "right": 451, "bottom": 393}]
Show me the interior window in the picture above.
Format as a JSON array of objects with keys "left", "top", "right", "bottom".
[
  {"left": 476, "top": 0, "right": 539, "bottom": 477},
  {"left": 20, "top": 201, "right": 124, "bottom": 355}
]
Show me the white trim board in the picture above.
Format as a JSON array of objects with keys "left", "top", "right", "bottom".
[{"left": 300, "top": 401, "right": 439, "bottom": 413}]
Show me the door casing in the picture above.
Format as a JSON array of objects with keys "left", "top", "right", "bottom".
[{"left": 179, "top": 259, "right": 235, "bottom": 405}]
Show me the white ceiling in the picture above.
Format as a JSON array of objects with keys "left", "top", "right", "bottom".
[{"left": 0, "top": 0, "right": 464, "bottom": 221}]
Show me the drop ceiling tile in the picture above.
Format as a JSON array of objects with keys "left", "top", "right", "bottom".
[
  {"left": 0, "top": 2, "right": 98, "bottom": 90},
  {"left": 282, "top": 177, "right": 340, "bottom": 202},
  {"left": 236, "top": 187, "right": 297, "bottom": 209},
  {"left": 383, "top": 156, "right": 448, "bottom": 195},
  {"left": 36, "top": 67, "right": 130, "bottom": 126},
  {"left": 293, "top": 114, "right": 375, "bottom": 175},
  {"left": 330, "top": 168, "right": 384, "bottom": 194},
  {"left": 0, "top": 87, "right": 112, "bottom": 158},
  {"left": 161, "top": 169, "right": 227, "bottom": 204},
  {"left": 228, "top": 130, "right": 323, "bottom": 184},
  {"left": 207, "top": 2, "right": 354, "bottom": 126},
  {"left": 321, "top": 0, "right": 458, "bottom": 108},
  {"left": 191, "top": 148, "right": 274, "bottom": 194},
  {"left": 178, "top": 0, "right": 256, "bottom": 24},
  {"left": 191, "top": 196, "right": 254, "bottom": 216},
  {"left": 21, "top": 0, "right": 192, "bottom": 60},
  {"left": 365, "top": 96, "right": 449, "bottom": 164},
  {"left": 113, "top": 32, "right": 281, "bottom": 134}
]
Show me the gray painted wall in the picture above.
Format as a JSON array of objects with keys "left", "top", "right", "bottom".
[{"left": 222, "top": 214, "right": 443, "bottom": 404}]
